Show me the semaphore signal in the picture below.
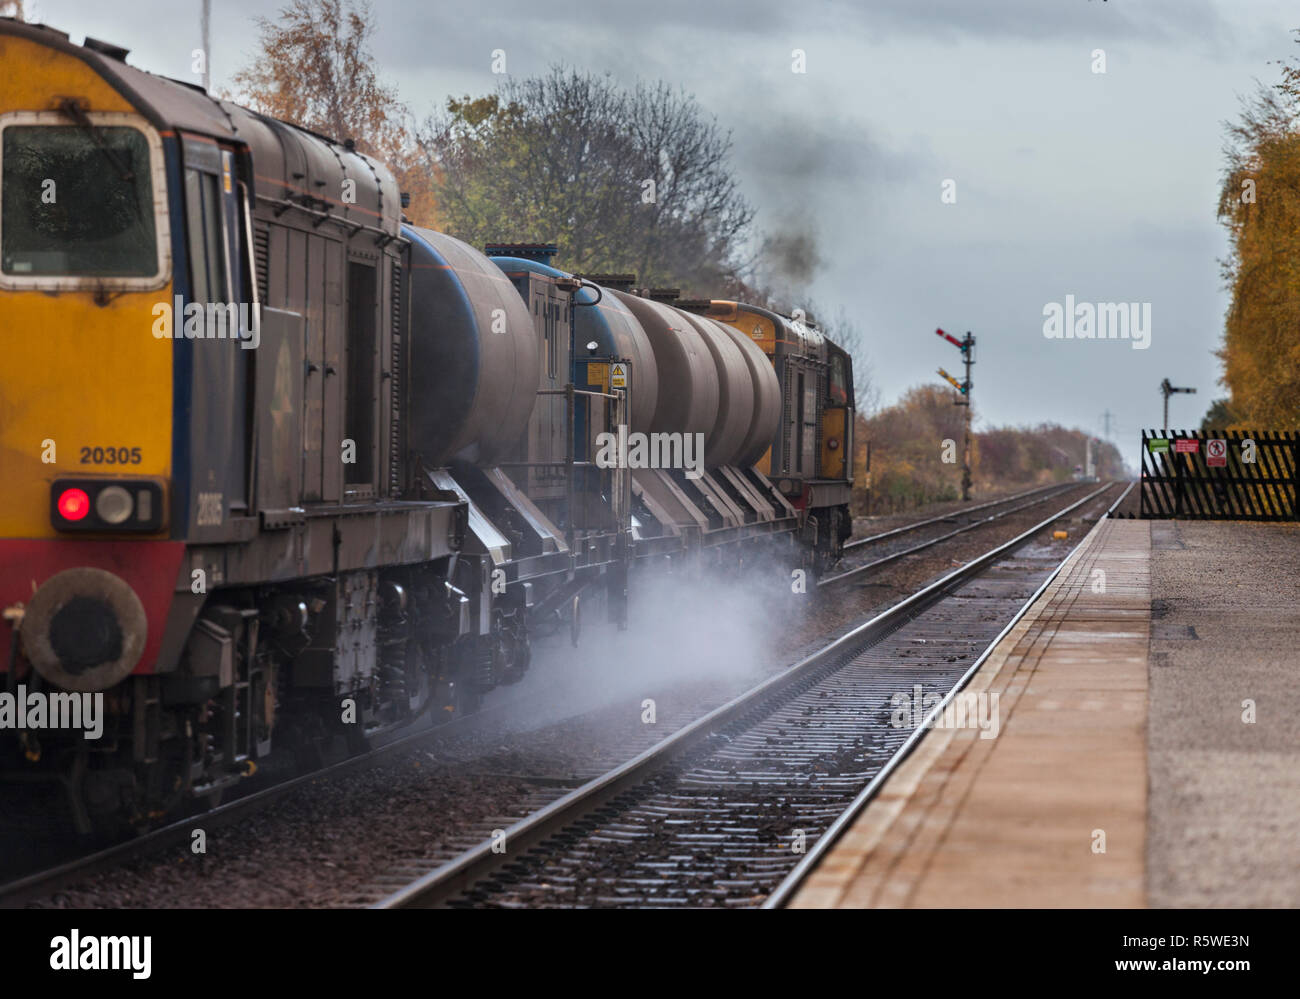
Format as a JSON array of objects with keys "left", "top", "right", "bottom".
[
  {"left": 1158, "top": 378, "right": 1196, "bottom": 432},
  {"left": 936, "top": 328, "right": 968, "bottom": 351},
  {"left": 935, "top": 328, "right": 976, "bottom": 500},
  {"left": 936, "top": 366, "right": 967, "bottom": 394}
]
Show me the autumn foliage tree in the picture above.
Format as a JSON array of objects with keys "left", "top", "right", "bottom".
[
  {"left": 856, "top": 385, "right": 1124, "bottom": 515},
  {"left": 418, "top": 68, "right": 754, "bottom": 293},
  {"left": 858, "top": 385, "right": 968, "bottom": 512},
  {"left": 230, "top": 0, "right": 436, "bottom": 225},
  {"left": 1216, "top": 31, "right": 1300, "bottom": 428}
]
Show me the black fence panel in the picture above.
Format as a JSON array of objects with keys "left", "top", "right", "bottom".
[{"left": 1140, "top": 430, "right": 1298, "bottom": 520}]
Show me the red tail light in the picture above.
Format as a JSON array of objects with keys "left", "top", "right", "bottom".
[{"left": 57, "top": 488, "right": 91, "bottom": 521}]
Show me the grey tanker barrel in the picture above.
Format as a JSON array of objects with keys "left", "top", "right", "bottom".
[
  {"left": 712, "top": 320, "right": 781, "bottom": 467},
  {"left": 612, "top": 289, "right": 722, "bottom": 465},
  {"left": 571, "top": 284, "right": 659, "bottom": 434},
  {"left": 675, "top": 310, "right": 754, "bottom": 468},
  {"left": 404, "top": 227, "right": 538, "bottom": 466},
  {"left": 487, "top": 256, "right": 659, "bottom": 434}
]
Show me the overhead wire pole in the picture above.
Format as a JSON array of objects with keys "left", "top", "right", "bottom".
[
  {"left": 200, "top": 0, "right": 210, "bottom": 92},
  {"left": 936, "top": 328, "right": 975, "bottom": 500},
  {"left": 1159, "top": 378, "right": 1196, "bottom": 431}
]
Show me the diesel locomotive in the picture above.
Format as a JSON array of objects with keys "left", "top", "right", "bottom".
[{"left": 0, "top": 19, "right": 855, "bottom": 831}]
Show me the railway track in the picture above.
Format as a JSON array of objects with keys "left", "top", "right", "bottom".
[
  {"left": 0, "top": 692, "right": 524, "bottom": 908},
  {"left": 765, "top": 479, "right": 1133, "bottom": 908},
  {"left": 843, "top": 481, "right": 1066, "bottom": 552},
  {"left": 2, "top": 482, "right": 1129, "bottom": 908},
  {"left": 372, "top": 481, "right": 1122, "bottom": 908},
  {"left": 821, "top": 480, "right": 1084, "bottom": 588}
]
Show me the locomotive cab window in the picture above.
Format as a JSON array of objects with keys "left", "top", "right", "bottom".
[
  {"left": 830, "top": 353, "right": 849, "bottom": 406},
  {"left": 184, "top": 168, "right": 229, "bottom": 304},
  {"left": 0, "top": 112, "right": 169, "bottom": 290}
]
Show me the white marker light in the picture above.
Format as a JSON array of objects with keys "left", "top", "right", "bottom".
[{"left": 95, "top": 485, "right": 134, "bottom": 525}]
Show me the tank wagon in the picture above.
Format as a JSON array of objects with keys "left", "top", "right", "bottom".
[
  {"left": 0, "top": 19, "right": 854, "bottom": 831},
  {"left": 679, "top": 300, "right": 857, "bottom": 568},
  {"left": 485, "top": 252, "right": 799, "bottom": 565}
]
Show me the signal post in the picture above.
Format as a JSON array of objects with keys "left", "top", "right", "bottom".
[
  {"left": 1159, "top": 378, "right": 1196, "bottom": 431},
  {"left": 936, "top": 328, "right": 975, "bottom": 501}
]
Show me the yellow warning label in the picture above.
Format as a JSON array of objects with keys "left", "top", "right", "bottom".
[{"left": 610, "top": 362, "right": 628, "bottom": 389}]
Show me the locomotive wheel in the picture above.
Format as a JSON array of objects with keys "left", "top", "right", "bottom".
[
  {"left": 293, "top": 742, "right": 325, "bottom": 775},
  {"left": 344, "top": 722, "right": 371, "bottom": 755},
  {"left": 453, "top": 682, "right": 483, "bottom": 716},
  {"left": 406, "top": 666, "right": 432, "bottom": 717},
  {"left": 72, "top": 761, "right": 142, "bottom": 839}
]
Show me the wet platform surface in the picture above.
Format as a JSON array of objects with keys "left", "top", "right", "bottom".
[
  {"left": 1146, "top": 520, "right": 1300, "bottom": 907},
  {"left": 792, "top": 517, "right": 1152, "bottom": 907},
  {"left": 793, "top": 515, "right": 1300, "bottom": 907}
]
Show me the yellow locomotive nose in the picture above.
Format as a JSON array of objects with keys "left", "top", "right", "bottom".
[{"left": 19, "top": 568, "right": 147, "bottom": 693}]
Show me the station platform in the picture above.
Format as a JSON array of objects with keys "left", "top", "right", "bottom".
[{"left": 790, "top": 516, "right": 1300, "bottom": 908}]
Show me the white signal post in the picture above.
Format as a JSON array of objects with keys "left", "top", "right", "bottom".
[{"left": 935, "top": 328, "right": 975, "bottom": 500}]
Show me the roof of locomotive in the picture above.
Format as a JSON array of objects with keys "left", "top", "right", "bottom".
[
  {"left": 0, "top": 18, "right": 400, "bottom": 237},
  {"left": 688, "top": 299, "right": 828, "bottom": 358}
]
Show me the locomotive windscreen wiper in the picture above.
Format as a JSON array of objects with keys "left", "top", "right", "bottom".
[{"left": 57, "top": 98, "right": 135, "bottom": 184}]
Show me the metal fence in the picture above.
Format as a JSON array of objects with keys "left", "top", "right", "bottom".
[{"left": 1139, "top": 430, "right": 1298, "bottom": 520}]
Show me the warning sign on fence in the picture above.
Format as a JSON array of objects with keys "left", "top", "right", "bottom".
[{"left": 1140, "top": 429, "right": 1298, "bottom": 521}]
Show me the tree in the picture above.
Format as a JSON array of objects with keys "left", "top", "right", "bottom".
[
  {"left": 418, "top": 67, "right": 754, "bottom": 293},
  {"left": 859, "top": 384, "right": 968, "bottom": 512},
  {"left": 1216, "top": 30, "right": 1300, "bottom": 427},
  {"left": 827, "top": 307, "right": 879, "bottom": 416},
  {"left": 856, "top": 387, "right": 1125, "bottom": 514},
  {"left": 622, "top": 78, "right": 753, "bottom": 287},
  {"left": 229, "top": 0, "right": 436, "bottom": 225},
  {"left": 1200, "top": 397, "right": 1238, "bottom": 430}
]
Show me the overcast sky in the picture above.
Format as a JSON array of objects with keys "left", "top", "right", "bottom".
[{"left": 24, "top": 0, "right": 1300, "bottom": 469}]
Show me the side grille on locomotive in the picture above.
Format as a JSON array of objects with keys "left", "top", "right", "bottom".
[
  {"left": 253, "top": 226, "right": 270, "bottom": 303},
  {"left": 389, "top": 262, "right": 402, "bottom": 497}
]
